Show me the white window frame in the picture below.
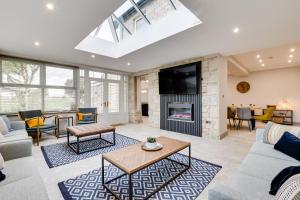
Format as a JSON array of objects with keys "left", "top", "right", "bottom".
[{"left": 0, "top": 56, "right": 78, "bottom": 114}]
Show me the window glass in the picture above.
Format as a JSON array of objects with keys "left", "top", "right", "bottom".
[
  {"left": 91, "top": 80, "right": 104, "bottom": 114},
  {"left": 44, "top": 88, "right": 76, "bottom": 111},
  {"left": 2, "top": 60, "right": 40, "bottom": 85},
  {"left": 108, "top": 82, "right": 120, "bottom": 112},
  {"left": 46, "top": 66, "right": 74, "bottom": 87},
  {"left": 0, "top": 87, "right": 42, "bottom": 113},
  {"left": 107, "top": 73, "right": 121, "bottom": 80},
  {"left": 89, "top": 71, "right": 105, "bottom": 79},
  {"left": 79, "top": 77, "right": 85, "bottom": 107}
]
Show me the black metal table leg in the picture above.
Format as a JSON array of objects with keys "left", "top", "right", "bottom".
[
  {"left": 113, "top": 130, "right": 115, "bottom": 145},
  {"left": 77, "top": 136, "right": 80, "bottom": 154},
  {"left": 102, "top": 157, "right": 105, "bottom": 187},
  {"left": 67, "top": 131, "right": 70, "bottom": 145},
  {"left": 189, "top": 145, "right": 191, "bottom": 167},
  {"left": 129, "top": 173, "right": 133, "bottom": 200}
]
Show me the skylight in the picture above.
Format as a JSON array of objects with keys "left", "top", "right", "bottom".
[{"left": 76, "top": 0, "right": 202, "bottom": 58}]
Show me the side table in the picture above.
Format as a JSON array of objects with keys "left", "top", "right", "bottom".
[{"left": 55, "top": 115, "right": 74, "bottom": 138}]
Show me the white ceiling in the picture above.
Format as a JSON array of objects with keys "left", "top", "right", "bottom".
[
  {"left": 231, "top": 42, "right": 300, "bottom": 73},
  {"left": 0, "top": 0, "right": 300, "bottom": 72}
]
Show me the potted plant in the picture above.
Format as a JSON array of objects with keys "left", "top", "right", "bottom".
[{"left": 146, "top": 137, "right": 157, "bottom": 149}]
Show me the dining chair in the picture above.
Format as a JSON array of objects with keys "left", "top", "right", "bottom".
[
  {"left": 236, "top": 107, "right": 252, "bottom": 131},
  {"left": 253, "top": 107, "right": 274, "bottom": 122},
  {"left": 227, "top": 107, "right": 236, "bottom": 129}
]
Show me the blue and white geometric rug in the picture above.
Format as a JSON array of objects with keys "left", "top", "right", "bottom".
[
  {"left": 41, "top": 133, "right": 140, "bottom": 168},
  {"left": 58, "top": 153, "right": 222, "bottom": 200}
]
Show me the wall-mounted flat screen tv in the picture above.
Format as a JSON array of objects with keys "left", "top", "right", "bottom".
[{"left": 159, "top": 62, "right": 200, "bottom": 94}]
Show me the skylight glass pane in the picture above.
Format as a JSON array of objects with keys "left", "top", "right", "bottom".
[
  {"left": 95, "top": 19, "right": 115, "bottom": 43},
  {"left": 134, "top": 0, "right": 179, "bottom": 23},
  {"left": 113, "top": 0, "right": 143, "bottom": 40}
]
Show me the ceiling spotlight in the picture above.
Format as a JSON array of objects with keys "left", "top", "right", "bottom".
[
  {"left": 289, "top": 54, "right": 294, "bottom": 58},
  {"left": 233, "top": 27, "right": 240, "bottom": 34},
  {"left": 91, "top": 54, "right": 95, "bottom": 58},
  {"left": 288, "top": 60, "right": 292, "bottom": 63},
  {"left": 259, "top": 59, "right": 263, "bottom": 63},
  {"left": 127, "top": 62, "right": 131, "bottom": 66},
  {"left": 46, "top": 3, "right": 54, "bottom": 10},
  {"left": 290, "top": 48, "right": 295, "bottom": 52},
  {"left": 34, "top": 41, "right": 40, "bottom": 46},
  {"left": 256, "top": 55, "right": 260, "bottom": 59},
  {"left": 261, "top": 63, "right": 265, "bottom": 67}
]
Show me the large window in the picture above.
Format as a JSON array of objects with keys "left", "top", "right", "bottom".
[
  {"left": 0, "top": 87, "right": 42, "bottom": 113},
  {"left": 46, "top": 66, "right": 74, "bottom": 87},
  {"left": 44, "top": 89, "right": 76, "bottom": 111},
  {"left": 0, "top": 57, "right": 77, "bottom": 113},
  {"left": 2, "top": 60, "right": 40, "bottom": 85}
]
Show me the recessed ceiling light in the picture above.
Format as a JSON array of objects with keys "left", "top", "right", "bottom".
[
  {"left": 259, "top": 59, "right": 263, "bottom": 63},
  {"left": 233, "top": 27, "right": 240, "bottom": 34},
  {"left": 34, "top": 41, "right": 40, "bottom": 46},
  {"left": 91, "top": 54, "right": 95, "bottom": 58},
  {"left": 46, "top": 3, "right": 54, "bottom": 10},
  {"left": 290, "top": 48, "right": 295, "bottom": 52},
  {"left": 289, "top": 54, "right": 294, "bottom": 58},
  {"left": 256, "top": 55, "right": 260, "bottom": 59},
  {"left": 261, "top": 63, "right": 265, "bottom": 67},
  {"left": 127, "top": 62, "right": 131, "bottom": 66},
  {"left": 288, "top": 60, "right": 292, "bottom": 63}
]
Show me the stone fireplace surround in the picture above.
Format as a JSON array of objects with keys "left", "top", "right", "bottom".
[{"left": 128, "top": 54, "right": 228, "bottom": 139}]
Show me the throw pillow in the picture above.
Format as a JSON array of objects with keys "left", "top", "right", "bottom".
[
  {"left": 78, "top": 113, "right": 92, "bottom": 121},
  {"left": 265, "top": 122, "right": 300, "bottom": 144},
  {"left": 275, "top": 174, "right": 300, "bottom": 200},
  {"left": 83, "top": 114, "right": 94, "bottom": 121},
  {"left": 269, "top": 166, "right": 300, "bottom": 195},
  {"left": 274, "top": 132, "right": 300, "bottom": 161},
  {"left": 25, "top": 117, "right": 44, "bottom": 128},
  {"left": 0, "top": 153, "right": 5, "bottom": 182},
  {"left": 0, "top": 117, "right": 9, "bottom": 135},
  {"left": 263, "top": 121, "right": 274, "bottom": 144},
  {"left": 0, "top": 115, "right": 12, "bottom": 131}
]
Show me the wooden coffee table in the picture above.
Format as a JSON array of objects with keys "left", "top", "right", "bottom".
[
  {"left": 67, "top": 123, "right": 115, "bottom": 154},
  {"left": 102, "top": 136, "right": 191, "bottom": 200}
]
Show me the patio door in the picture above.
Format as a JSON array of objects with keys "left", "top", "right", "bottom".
[{"left": 89, "top": 78, "right": 126, "bottom": 125}]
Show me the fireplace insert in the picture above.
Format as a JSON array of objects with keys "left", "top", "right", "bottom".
[{"left": 167, "top": 102, "right": 194, "bottom": 121}]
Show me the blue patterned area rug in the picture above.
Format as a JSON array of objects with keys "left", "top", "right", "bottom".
[
  {"left": 58, "top": 153, "right": 222, "bottom": 200},
  {"left": 41, "top": 133, "right": 140, "bottom": 168}
]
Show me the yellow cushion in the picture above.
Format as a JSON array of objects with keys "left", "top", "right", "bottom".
[
  {"left": 77, "top": 113, "right": 92, "bottom": 121},
  {"left": 26, "top": 117, "right": 44, "bottom": 128}
]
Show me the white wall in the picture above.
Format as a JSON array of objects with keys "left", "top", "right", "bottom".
[{"left": 227, "top": 67, "right": 300, "bottom": 122}]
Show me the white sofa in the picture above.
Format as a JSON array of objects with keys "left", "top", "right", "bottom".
[
  {"left": 208, "top": 128, "right": 300, "bottom": 200},
  {"left": 0, "top": 121, "right": 49, "bottom": 200}
]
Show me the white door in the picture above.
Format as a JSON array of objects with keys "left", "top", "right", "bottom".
[{"left": 88, "top": 74, "right": 127, "bottom": 125}]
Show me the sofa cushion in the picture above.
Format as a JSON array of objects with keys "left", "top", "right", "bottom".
[
  {"left": 230, "top": 173, "right": 274, "bottom": 200},
  {"left": 4, "top": 129, "right": 28, "bottom": 138},
  {"left": 269, "top": 166, "right": 300, "bottom": 195},
  {"left": 275, "top": 174, "right": 300, "bottom": 200},
  {"left": 266, "top": 122, "right": 300, "bottom": 144},
  {"left": 0, "top": 157, "right": 36, "bottom": 187},
  {"left": 0, "top": 175, "right": 49, "bottom": 200},
  {"left": 0, "top": 117, "right": 9, "bottom": 135},
  {"left": 249, "top": 141, "right": 299, "bottom": 163},
  {"left": 0, "top": 116, "right": 12, "bottom": 131},
  {"left": 274, "top": 132, "right": 300, "bottom": 161},
  {"left": 238, "top": 153, "right": 299, "bottom": 182}
]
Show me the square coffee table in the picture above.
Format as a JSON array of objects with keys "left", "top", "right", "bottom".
[{"left": 102, "top": 136, "right": 191, "bottom": 200}]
